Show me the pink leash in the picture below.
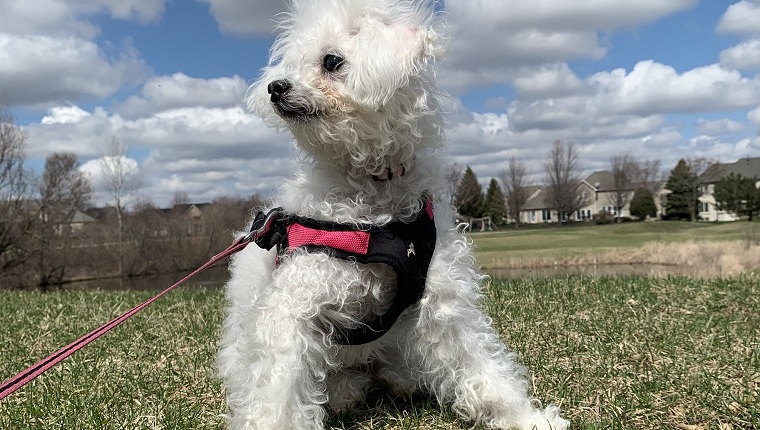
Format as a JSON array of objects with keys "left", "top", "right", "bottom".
[{"left": 0, "top": 209, "right": 281, "bottom": 401}]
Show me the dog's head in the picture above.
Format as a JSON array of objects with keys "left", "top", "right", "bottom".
[{"left": 247, "top": 0, "right": 445, "bottom": 179}]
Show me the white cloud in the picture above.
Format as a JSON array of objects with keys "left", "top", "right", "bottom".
[
  {"left": 716, "top": 0, "right": 760, "bottom": 36},
  {"left": 113, "top": 73, "right": 249, "bottom": 119},
  {"left": 749, "top": 106, "right": 760, "bottom": 133},
  {"left": 446, "top": 0, "right": 698, "bottom": 32},
  {"left": 685, "top": 134, "right": 760, "bottom": 162},
  {"left": 25, "top": 103, "right": 296, "bottom": 206},
  {"left": 696, "top": 118, "right": 747, "bottom": 136},
  {"left": 0, "top": 34, "right": 148, "bottom": 107},
  {"left": 439, "top": 0, "right": 697, "bottom": 94},
  {"left": 80, "top": 155, "right": 142, "bottom": 201},
  {"left": 199, "top": 0, "right": 284, "bottom": 37},
  {"left": 0, "top": 0, "right": 163, "bottom": 108},
  {"left": 502, "top": 59, "right": 760, "bottom": 137},
  {"left": 0, "top": 0, "right": 163, "bottom": 37},
  {"left": 720, "top": 39, "right": 760, "bottom": 71},
  {"left": 511, "top": 63, "right": 587, "bottom": 100},
  {"left": 591, "top": 61, "right": 760, "bottom": 116},
  {"left": 41, "top": 105, "right": 92, "bottom": 125}
]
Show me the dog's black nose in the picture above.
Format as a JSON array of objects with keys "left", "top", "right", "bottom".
[{"left": 267, "top": 80, "right": 291, "bottom": 103}]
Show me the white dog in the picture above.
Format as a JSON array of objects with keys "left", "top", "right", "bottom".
[{"left": 218, "top": 1, "right": 569, "bottom": 429}]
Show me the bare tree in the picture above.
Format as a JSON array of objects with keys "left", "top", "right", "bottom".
[
  {"left": 499, "top": 157, "right": 531, "bottom": 227},
  {"left": 444, "top": 163, "right": 463, "bottom": 207},
  {"left": 634, "top": 159, "right": 663, "bottom": 194},
  {"left": 171, "top": 191, "right": 191, "bottom": 207},
  {"left": 34, "top": 152, "right": 92, "bottom": 287},
  {"left": 0, "top": 105, "right": 34, "bottom": 278},
  {"left": 543, "top": 140, "right": 588, "bottom": 223},
  {"left": 605, "top": 153, "right": 639, "bottom": 221},
  {"left": 100, "top": 138, "right": 142, "bottom": 276}
]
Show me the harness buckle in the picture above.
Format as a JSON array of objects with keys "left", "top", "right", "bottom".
[{"left": 244, "top": 207, "right": 286, "bottom": 250}]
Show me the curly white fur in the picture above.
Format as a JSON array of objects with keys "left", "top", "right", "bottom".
[{"left": 218, "top": 1, "right": 569, "bottom": 429}]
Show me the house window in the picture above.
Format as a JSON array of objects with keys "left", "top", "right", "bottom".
[
  {"left": 530, "top": 211, "right": 536, "bottom": 223},
  {"left": 542, "top": 210, "right": 551, "bottom": 222},
  {"left": 699, "top": 202, "right": 710, "bottom": 213}
]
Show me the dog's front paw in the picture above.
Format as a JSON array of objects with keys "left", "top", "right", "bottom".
[{"left": 377, "top": 367, "right": 418, "bottom": 398}]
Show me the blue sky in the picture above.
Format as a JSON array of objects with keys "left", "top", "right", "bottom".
[{"left": 2, "top": 0, "right": 760, "bottom": 207}]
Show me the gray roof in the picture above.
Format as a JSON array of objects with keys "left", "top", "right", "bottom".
[
  {"left": 70, "top": 210, "right": 97, "bottom": 224},
  {"left": 584, "top": 171, "right": 665, "bottom": 192},
  {"left": 584, "top": 171, "right": 615, "bottom": 191},
  {"left": 700, "top": 157, "right": 760, "bottom": 183},
  {"left": 522, "top": 188, "right": 550, "bottom": 210}
]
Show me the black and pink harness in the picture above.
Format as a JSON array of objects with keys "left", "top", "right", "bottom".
[{"left": 250, "top": 199, "right": 437, "bottom": 345}]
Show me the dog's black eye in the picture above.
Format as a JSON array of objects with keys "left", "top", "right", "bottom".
[{"left": 323, "top": 54, "right": 344, "bottom": 72}]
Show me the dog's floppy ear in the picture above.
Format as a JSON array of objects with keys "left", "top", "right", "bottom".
[{"left": 347, "top": 18, "right": 441, "bottom": 109}]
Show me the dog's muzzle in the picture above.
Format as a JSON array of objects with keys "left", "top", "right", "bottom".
[
  {"left": 267, "top": 79, "right": 291, "bottom": 104},
  {"left": 267, "top": 79, "right": 315, "bottom": 121}
]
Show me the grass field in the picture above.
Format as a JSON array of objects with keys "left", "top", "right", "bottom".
[{"left": 1, "top": 276, "right": 758, "bottom": 429}]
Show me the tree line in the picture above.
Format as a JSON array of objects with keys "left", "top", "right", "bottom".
[
  {"left": 450, "top": 140, "right": 758, "bottom": 226},
  {"left": 1, "top": 106, "right": 263, "bottom": 290},
  {"left": 450, "top": 140, "right": 663, "bottom": 225}
]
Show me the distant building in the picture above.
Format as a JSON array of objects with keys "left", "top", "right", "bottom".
[
  {"left": 514, "top": 172, "right": 666, "bottom": 224},
  {"left": 163, "top": 203, "right": 212, "bottom": 235},
  {"left": 698, "top": 157, "right": 760, "bottom": 222}
]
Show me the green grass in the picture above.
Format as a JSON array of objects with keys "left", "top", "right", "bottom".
[{"left": 2, "top": 276, "right": 759, "bottom": 429}]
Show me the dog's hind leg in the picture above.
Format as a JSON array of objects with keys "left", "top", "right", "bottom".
[
  {"left": 398, "top": 234, "right": 568, "bottom": 430},
  {"left": 325, "top": 368, "right": 373, "bottom": 412}
]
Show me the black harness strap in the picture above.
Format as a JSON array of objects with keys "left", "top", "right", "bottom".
[{"left": 251, "top": 199, "right": 437, "bottom": 345}]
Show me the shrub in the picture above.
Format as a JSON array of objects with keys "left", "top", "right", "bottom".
[
  {"left": 630, "top": 187, "right": 657, "bottom": 220},
  {"left": 593, "top": 210, "right": 614, "bottom": 225}
]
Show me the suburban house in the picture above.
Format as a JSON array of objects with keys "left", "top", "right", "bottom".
[
  {"left": 697, "top": 157, "right": 760, "bottom": 222},
  {"left": 64, "top": 210, "right": 98, "bottom": 233},
  {"left": 581, "top": 171, "right": 667, "bottom": 220},
  {"left": 512, "top": 185, "right": 545, "bottom": 224},
  {"left": 164, "top": 203, "right": 212, "bottom": 236},
  {"left": 84, "top": 202, "right": 213, "bottom": 236},
  {"left": 517, "top": 184, "right": 593, "bottom": 224},
  {"left": 514, "top": 171, "right": 667, "bottom": 224}
]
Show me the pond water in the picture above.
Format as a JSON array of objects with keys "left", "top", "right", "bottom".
[
  {"left": 65, "top": 266, "right": 229, "bottom": 291},
  {"left": 63, "top": 263, "right": 699, "bottom": 291}
]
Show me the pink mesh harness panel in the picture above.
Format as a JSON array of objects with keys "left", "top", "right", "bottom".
[{"left": 253, "top": 198, "right": 437, "bottom": 345}]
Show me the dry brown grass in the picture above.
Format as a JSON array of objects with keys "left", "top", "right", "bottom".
[{"left": 485, "top": 240, "right": 760, "bottom": 278}]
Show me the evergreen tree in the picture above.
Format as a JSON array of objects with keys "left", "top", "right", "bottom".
[
  {"left": 714, "top": 173, "right": 760, "bottom": 221},
  {"left": 454, "top": 166, "right": 484, "bottom": 218},
  {"left": 629, "top": 187, "right": 657, "bottom": 219},
  {"left": 483, "top": 178, "right": 507, "bottom": 225},
  {"left": 665, "top": 159, "right": 700, "bottom": 221}
]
